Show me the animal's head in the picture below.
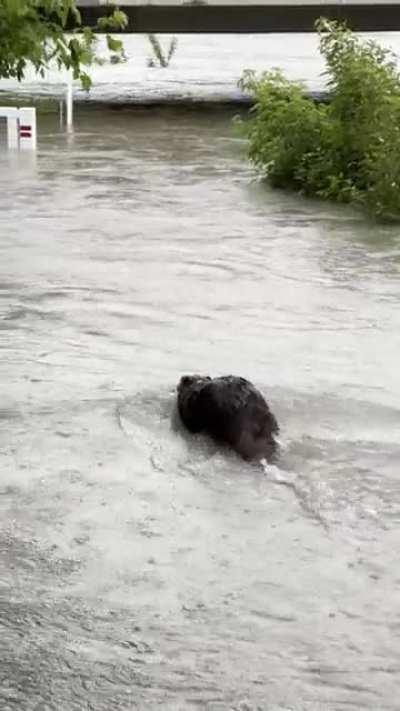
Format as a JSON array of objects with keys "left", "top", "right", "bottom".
[{"left": 177, "top": 374, "right": 211, "bottom": 395}]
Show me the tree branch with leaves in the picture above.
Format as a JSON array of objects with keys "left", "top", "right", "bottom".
[{"left": 0, "top": 0, "right": 127, "bottom": 89}]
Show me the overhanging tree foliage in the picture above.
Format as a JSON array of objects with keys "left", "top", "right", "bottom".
[{"left": 0, "top": 0, "right": 127, "bottom": 89}]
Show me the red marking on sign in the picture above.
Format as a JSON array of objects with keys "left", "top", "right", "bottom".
[
  {"left": 20, "top": 125, "right": 31, "bottom": 131},
  {"left": 20, "top": 131, "right": 31, "bottom": 138}
]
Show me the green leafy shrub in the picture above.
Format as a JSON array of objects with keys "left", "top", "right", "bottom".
[{"left": 239, "top": 19, "right": 400, "bottom": 220}]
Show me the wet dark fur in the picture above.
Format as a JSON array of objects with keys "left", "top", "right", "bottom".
[{"left": 177, "top": 374, "right": 279, "bottom": 461}]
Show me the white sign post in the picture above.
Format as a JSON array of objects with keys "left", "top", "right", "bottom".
[
  {"left": 0, "top": 106, "right": 37, "bottom": 150},
  {"left": 66, "top": 72, "right": 74, "bottom": 131}
]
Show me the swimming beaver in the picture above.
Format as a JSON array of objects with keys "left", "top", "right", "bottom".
[{"left": 177, "top": 374, "right": 279, "bottom": 461}]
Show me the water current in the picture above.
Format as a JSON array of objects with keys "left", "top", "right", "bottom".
[{"left": 1, "top": 96, "right": 400, "bottom": 709}]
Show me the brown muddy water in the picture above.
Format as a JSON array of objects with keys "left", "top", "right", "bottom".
[{"left": 1, "top": 107, "right": 400, "bottom": 710}]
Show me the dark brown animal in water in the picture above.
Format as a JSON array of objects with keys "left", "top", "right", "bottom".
[{"left": 177, "top": 374, "right": 279, "bottom": 461}]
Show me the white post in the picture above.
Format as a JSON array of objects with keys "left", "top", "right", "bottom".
[
  {"left": 0, "top": 107, "right": 19, "bottom": 149},
  {"left": 18, "top": 107, "right": 37, "bottom": 151},
  {"left": 66, "top": 73, "right": 73, "bottom": 131},
  {"left": 0, "top": 106, "right": 37, "bottom": 151},
  {"left": 8, "top": 116, "right": 19, "bottom": 149}
]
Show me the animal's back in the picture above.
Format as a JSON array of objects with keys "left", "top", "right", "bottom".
[
  {"left": 176, "top": 373, "right": 279, "bottom": 462},
  {"left": 197, "top": 375, "right": 279, "bottom": 447}
]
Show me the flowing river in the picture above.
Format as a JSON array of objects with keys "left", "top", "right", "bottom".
[{"left": 1, "top": 99, "right": 400, "bottom": 710}]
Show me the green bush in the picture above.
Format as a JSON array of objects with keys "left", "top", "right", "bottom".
[{"left": 239, "top": 19, "right": 400, "bottom": 220}]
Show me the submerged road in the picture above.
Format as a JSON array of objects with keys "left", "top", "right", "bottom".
[{"left": 1, "top": 107, "right": 400, "bottom": 709}]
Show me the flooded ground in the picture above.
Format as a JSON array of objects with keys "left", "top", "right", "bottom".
[
  {"left": 1, "top": 33, "right": 400, "bottom": 103},
  {"left": 1, "top": 107, "right": 400, "bottom": 710}
]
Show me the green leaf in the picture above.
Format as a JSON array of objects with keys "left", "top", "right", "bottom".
[
  {"left": 80, "top": 72, "right": 92, "bottom": 91},
  {"left": 106, "top": 36, "right": 123, "bottom": 53},
  {"left": 0, "top": 0, "right": 126, "bottom": 90}
]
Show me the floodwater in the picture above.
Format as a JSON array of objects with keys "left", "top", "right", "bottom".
[
  {"left": 1, "top": 32, "right": 400, "bottom": 103},
  {"left": 1, "top": 107, "right": 400, "bottom": 711}
]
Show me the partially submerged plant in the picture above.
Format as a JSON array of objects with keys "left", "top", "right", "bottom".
[
  {"left": 147, "top": 34, "right": 178, "bottom": 68},
  {"left": 239, "top": 19, "right": 400, "bottom": 221}
]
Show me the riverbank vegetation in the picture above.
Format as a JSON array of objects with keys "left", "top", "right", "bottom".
[
  {"left": 239, "top": 20, "right": 400, "bottom": 221},
  {"left": 0, "top": 0, "right": 127, "bottom": 89}
]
